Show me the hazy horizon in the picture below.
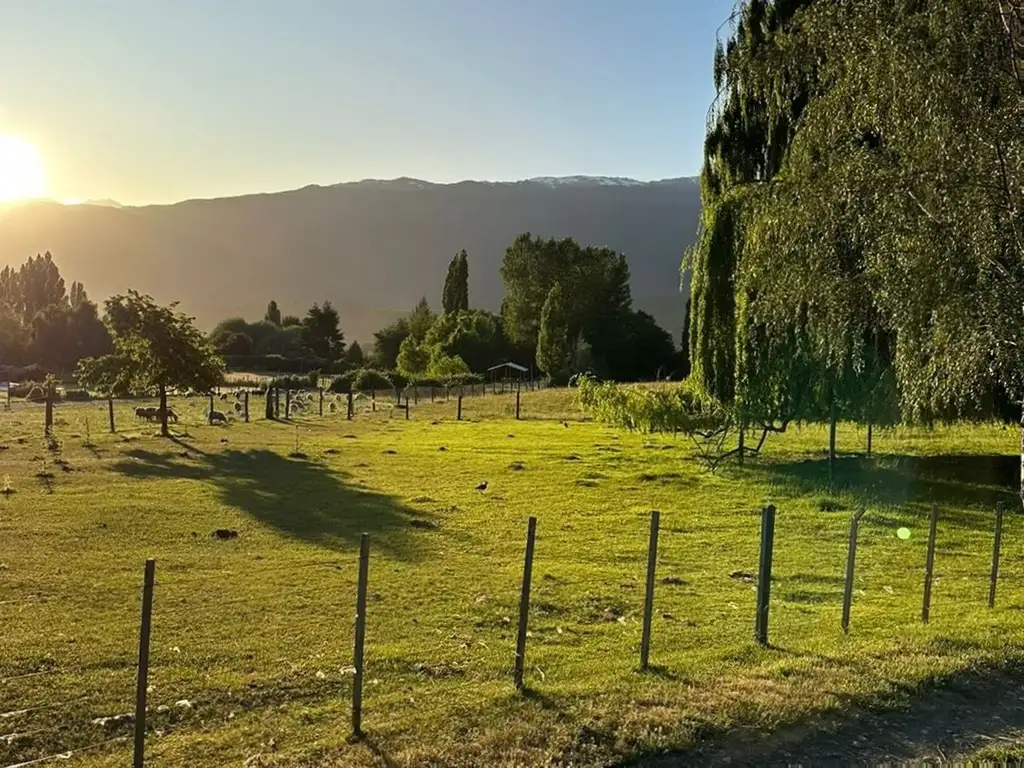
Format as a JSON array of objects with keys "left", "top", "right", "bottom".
[{"left": 0, "top": 1, "right": 731, "bottom": 206}]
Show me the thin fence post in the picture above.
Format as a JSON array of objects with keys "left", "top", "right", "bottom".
[
  {"left": 413, "top": 385, "right": 418, "bottom": 405},
  {"left": 640, "top": 510, "right": 660, "bottom": 670},
  {"left": 352, "top": 533, "right": 370, "bottom": 737},
  {"left": 514, "top": 516, "right": 537, "bottom": 690},
  {"left": 866, "top": 422, "right": 873, "bottom": 457},
  {"left": 108, "top": 395, "right": 115, "bottom": 433},
  {"left": 841, "top": 507, "right": 865, "bottom": 633},
  {"left": 133, "top": 558, "right": 156, "bottom": 768},
  {"left": 44, "top": 387, "right": 54, "bottom": 436},
  {"left": 285, "top": 389, "right": 291, "bottom": 420},
  {"left": 457, "top": 392, "right": 463, "bottom": 421},
  {"left": 347, "top": 391, "right": 354, "bottom": 420},
  {"left": 922, "top": 503, "right": 939, "bottom": 623},
  {"left": 754, "top": 505, "right": 776, "bottom": 646},
  {"left": 265, "top": 389, "right": 274, "bottom": 420},
  {"left": 208, "top": 392, "right": 214, "bottom": 425},
  {"left": 405, "top": 399, "right": 410, "bottom": 420},
  {"left": 319, "top": 388, "right": 324, "bottom": 417},
  {"left": 989, "top": 501, "right": 1005, "bottom": 609},
  {"left": 275, "top": 387, "right": 280, "bottom": 419},
  {"left": 516, "top": 385, "right": 521, "bottom": 420},
  {"left": 371, "top": 388, "right": 376, "bottom": 412},
  {"left": 244, "top": 392, "right": 249, "bottom": 423}
]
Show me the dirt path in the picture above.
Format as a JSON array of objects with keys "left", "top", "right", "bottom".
[{"left": 633, "top": 663, "right": 1024, "bottom": 766}]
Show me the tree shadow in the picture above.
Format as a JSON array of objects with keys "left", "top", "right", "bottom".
[
  {"left": 753, "top": 454, "right": 1017, "bottom": 518},
  {"left": 111, "top": 447, "right": 427, "bottom": 559},
  {"left": 626, "top": 661, "right": 1024, "bottom": 766}
]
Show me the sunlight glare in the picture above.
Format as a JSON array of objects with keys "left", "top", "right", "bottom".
[{"left": 0, "top": 135, "right": 46, "bottom": 203}]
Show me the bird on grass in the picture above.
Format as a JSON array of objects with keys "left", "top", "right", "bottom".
[
  {"left": 476, "top": 481, "right": 488, "bottom": 491},
  {"left": 562, "top": 421, "right": 569, "bottom": 428}
]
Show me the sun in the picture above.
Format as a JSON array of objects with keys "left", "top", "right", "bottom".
[{"left": 0, "top": 135, "right": 46, "bottom": 203}]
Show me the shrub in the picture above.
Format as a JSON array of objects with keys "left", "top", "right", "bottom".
[
  {"left": 269, "top": 372, "right": 318, "bottom": 391},
  {"left": 63, "top": 389, "right": 92, "bottom": 401},
  {"left": 343, "top": 369, "right": 393, "bottom": 393}
]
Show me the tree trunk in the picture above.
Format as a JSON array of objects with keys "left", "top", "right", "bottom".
[
  {"left": 738, "top": 416, "right": 745, "bottom": 467},
  {"left": 866, "top": 421, "right": 873, "bottom": 458},
  {"left": 829, "top": 401, "right": 837, "bottom": 461},
  {"left": 44, "top": 391, "right": 53, "bottom": 436},
  {"left": 159, "top": 383, "right": 168, "bottom": 437},
  {"left": 1019, "top": 401, "right": 1024, "bottom": 510}
]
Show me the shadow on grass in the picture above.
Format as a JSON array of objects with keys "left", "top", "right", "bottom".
[
  {"left": 624, "top": 661, "right": 1024, "bottom": 766},
  {"left": 754, "top": 454, "right": 1017, "bottom": 517},
  {"left": 111, "top": 446, "right": 426, "bottom": 558}
]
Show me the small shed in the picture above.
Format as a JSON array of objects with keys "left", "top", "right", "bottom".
[{"left": 486, "top": 362, "right": 530, "bottom": 393}]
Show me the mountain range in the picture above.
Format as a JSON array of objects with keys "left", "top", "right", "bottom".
[{"left": 0, "top": 176, "right": 701, "bottom": 344}]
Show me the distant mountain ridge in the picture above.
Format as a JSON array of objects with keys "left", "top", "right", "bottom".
[{"left": 0, "top": 176, "right": 701, "bottom": 344}]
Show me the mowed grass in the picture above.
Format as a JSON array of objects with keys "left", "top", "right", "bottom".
[{"left": 1, "top": 388, "right": 1022, "bottom": 766}]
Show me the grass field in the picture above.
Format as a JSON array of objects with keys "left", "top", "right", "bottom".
[{"left": 2, "top": 388, "right": 1023, "bottom": 766}]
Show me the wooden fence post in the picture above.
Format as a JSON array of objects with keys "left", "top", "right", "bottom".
[
  {"left": 866, "top": 422, "right": 873, "bottom": 457},
  {"left": 841, "top": 507, "right": 866, "bottom": 633},
  {"left": 922, "top": 503, "right": 939, "bottom": 623},
  {"left": 457, "top": 392, "right": 463, "bottom": 421},
  {"left": 514, "top": 516, "right": 537, "bottom": 690},
  {"left": 515, "top": 385, "right": 521, "bottom": 420},
  {"left": 754, "top": 505, "right": 776, "bottom": 646},
  {"left": 108, "top": 396, "right": 116, "bottom": 433},
  {"left": 44, "top": 388, "right": 54, "bottom": 436},
  {"left": 244, "top": 391, "right": 249, "bottom": 423},
  {"left": 275, "top": 387, "right": 280, "bottom": 419},
  {"left": 347, "top": 391, "right": 354, "bottom": 420},
  {"left": 265, "top": 389, "right": 274, "bottom": 420},
  {"left": 405, "top": 400, "right": 410, "bottom": 420},
  {"left": 319, "top": 388, "right": 324, "bottom": 416},
  {"left": 208, "top": 392, "right": 214, "bottom": 425},
  {"left": 640, "top": 510, "right": 660, "bottom": 670},
  {"left": 285, "top": 389, "right": 291, "bottom": 420},
  {"left": 352, "top": 533, "right": 370, "bottom": 737},
  {"left": 133, "top": 558, "right": 156, "bottom": 768},
  {"left": 989, "top": 501, "right": 1005, "bottom": 608},
  {"left": 371, "top": 388, "right": 376, "bottom": 412}
]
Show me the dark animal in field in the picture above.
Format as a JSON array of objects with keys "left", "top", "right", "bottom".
[
  {"left": 211, "top": 528, "right": 238, "bottom": 540},
  {"left": 156, "top": 407, "right": 178, "bottom": 423},
  {"left": 220, "top": 393, "right": 228, "bottom": 401},
  {"left": 209, "top": 410, "right": 229, "bottom": 424},
  {"left": 476, "top": 481, "right": 488, "bottom": 491},
  {"left": 135, "top": 406, "right": 155, "bottom": 420},
  {"left": 233, "top": 401, "right": 243, "bottom": 413}
]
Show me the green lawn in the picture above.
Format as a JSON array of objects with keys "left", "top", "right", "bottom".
[{"left": 1, "top": 389, "right": 1021, "bottom": 766}]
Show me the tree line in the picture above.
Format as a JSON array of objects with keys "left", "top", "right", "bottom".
[{"left": 681, "top": 0, "right": 1022, "bottom": 460}]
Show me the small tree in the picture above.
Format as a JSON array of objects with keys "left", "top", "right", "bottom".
[
  {"left": 76, "top": 353, "right": 132, "bottom": 432},
  {"left": 427, "top": 348, "right": 470, "bottom": 383},
  {"left": 301, "top": 301, "right": 345, "bottom": 360},
  {"left": 104, "top": 291, "right": 225, "bottom": 436},
  {"left": 347, "top": 340, "right": 365, "bottom": 366},
  {"left": 396, "top": 336, "right": 430, "bottom": 382},
  {"left": 536, "top": 282, "right": 570, "bottom": 381},
  {"left": 265, "top": 300, "right": 282, "bottom": 326},
  {"left": 442, "top": 250, "right": 470, "bottom": 313}
]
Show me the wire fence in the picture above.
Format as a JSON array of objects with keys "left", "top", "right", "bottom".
[{"left": 1, "top": 498, "right": 1018, "bottom": 767}]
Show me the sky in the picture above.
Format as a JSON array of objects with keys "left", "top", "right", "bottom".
[{"left": 0, "top": 0, "right": 734, "bottom": 205}]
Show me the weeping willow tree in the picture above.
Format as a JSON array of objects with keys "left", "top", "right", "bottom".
[
  {"left": 685, "top": 0, "right": 892, "bottom": 456},
  {"left": 719, "top": 0, "right": 1024, "bottom": 486}
]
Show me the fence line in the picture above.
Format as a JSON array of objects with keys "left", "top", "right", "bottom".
[{"left": 0, "top": 498, "right": 1013, "bottom": 765}]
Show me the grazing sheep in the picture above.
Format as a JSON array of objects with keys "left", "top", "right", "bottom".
[
  {"left": 209, "top": 410, "right": 228, "bottom": 424},
  {"left": 233, "top": 401, "right": 243, "bottom": 413},
  {"left": 219, "top": 393, "right": 229, "bottom": 401},
  {"left": 135, "top": 406, "right": 154, "bottom": 420},
  {"left": 154, "top": 407, "right": 178, "bottom": 423},
  {"left": 329, "top": 401, "right": 337, "bottom": 413}
]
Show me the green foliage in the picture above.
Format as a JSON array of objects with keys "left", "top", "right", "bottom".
[
  {"left": 269, "top": 372, "right": 318, "bottom": 390},
  {"left": 396, "top": 336, "right": 430, "bottom": 381},
  {"left": 536, "top": 282, "right": 570, "bottom": 380},
  {"left": 75, "top": 354, "right": 133, "bottom": 397},
  {"left": 427, "top": 349, "right": 470, "bottom": 383},
  {"left": 372, "top": 318, "right": 410, "bottom": 371},
  {"left": 348, "top": 368, "right": 393, "bottom": 392},
  {"left": 104, "top": 291, "right": 225, "bottom": 434},
  {"left": 423, "top": 309, "right": 506, "bottom": 372},
  {"left": 408, "top": 298, "right": 436, "bottom": 342},
  {"left": 300, "top": 301, "right": 345, "bottom": 361},
  {"left": 211, "top": 330, "right": 254, "bottom": 356},
  {"left": 501, "top": 234, "right": 633, "bottom": 366},
  {"left": 442, "top": 250, "right": 470, "bottom": 313},
  {"left": 576, "top": 375, "right": 729, "bottom": 435},
  {"left": 265, "top": 300, "right": 281, "bottom": 326},
  {"left": 346, "top": 340, "right": 365, "bottom": 366},
  {"left": 281, "top": 314, "right": 302, "bottom": 327},
  {"left": 63, "top": 388, "right": 91, "bottom": 401}
]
